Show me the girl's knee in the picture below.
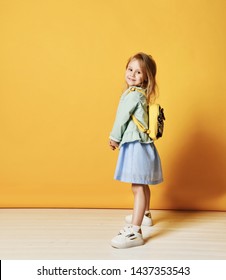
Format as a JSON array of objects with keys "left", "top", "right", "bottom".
[{"left": 132, "top": 184, "right": 145, "bottom": 194}]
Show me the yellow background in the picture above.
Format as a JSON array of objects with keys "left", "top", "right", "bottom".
[{"left": 0, "top": 0, "right": 226, "bottom": 210}]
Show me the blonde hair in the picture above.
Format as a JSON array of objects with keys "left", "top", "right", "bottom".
[{"left": 125, "top": 52, "right": 158, "bottom": 103}]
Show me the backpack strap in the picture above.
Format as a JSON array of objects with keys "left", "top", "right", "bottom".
[
  {"left": 128, "top": 87, "right": 151, "bottom": 134},
  {"left": 128, "top": 87, "right": 146, "bottom": 96},
  {"left": 128, "top": 87, "right": 165, "bottom": 141},
  {"left": 131, "top": 115, "right": 151, "bottom": 135}
]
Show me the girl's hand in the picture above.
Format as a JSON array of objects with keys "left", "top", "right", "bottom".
[{"left": 109, "top": 139, "right": 119, "bottom": 150}]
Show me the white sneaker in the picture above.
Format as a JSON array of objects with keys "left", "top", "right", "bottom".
[
  {"left": 111, "top": 226, "right": 144, "bottom": 249},
  {"left": 125, "top": 211, "right": 153, "bottom": 226}
]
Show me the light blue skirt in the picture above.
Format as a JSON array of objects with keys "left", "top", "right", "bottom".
[{"left": 114, "top": 141, "right": 163, "bottom": 185}]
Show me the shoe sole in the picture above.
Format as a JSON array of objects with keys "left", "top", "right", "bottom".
[{"left": 111, "top": 239, "right": 145, "bottom": 249}]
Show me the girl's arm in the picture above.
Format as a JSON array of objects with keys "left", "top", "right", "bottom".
[{"left": 110, "top": 91, "right": 140, "bottom": 144}]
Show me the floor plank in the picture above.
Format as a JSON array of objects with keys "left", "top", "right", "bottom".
[{"left": 0, "top": 209, "right": 225, "bottom": 259}]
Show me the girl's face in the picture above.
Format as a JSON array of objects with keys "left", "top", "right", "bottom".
[{"left": 125, "top": 59, "right": 146, "bottom": 87}]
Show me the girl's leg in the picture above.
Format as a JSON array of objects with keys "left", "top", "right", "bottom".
[
  {"left": 131, "top": 184, "right": 146, "bottom": 226},
  {"left": 111, "top": 184, "right": 146, "bottom": 249},
  {"left": 143, "top": 185, "right": 151, "bottom": 211}
]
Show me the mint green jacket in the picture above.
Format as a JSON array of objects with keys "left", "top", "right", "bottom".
[{"left": 110, "top": 86, "right": 153, "bottom": 148}]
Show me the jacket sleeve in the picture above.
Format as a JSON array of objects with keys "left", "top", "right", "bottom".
[{"left": 110, "top": 91, "right": 140, "bottom": 142}]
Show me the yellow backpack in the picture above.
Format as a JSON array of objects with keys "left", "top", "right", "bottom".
[{"left": 129, "top": 87, "right": 165, "bottom": 141}]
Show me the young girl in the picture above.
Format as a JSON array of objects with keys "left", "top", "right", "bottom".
[{"left": 109, "top": 52, "right": 163, "bottom": 249}]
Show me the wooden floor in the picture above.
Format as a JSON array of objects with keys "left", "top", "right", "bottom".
[{"left": 0, "top": 209, "right": 225, "bottom": 260}]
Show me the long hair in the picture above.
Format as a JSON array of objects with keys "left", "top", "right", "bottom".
[{"left": 125, "top": 52, "right": 158, "bottom": 103}]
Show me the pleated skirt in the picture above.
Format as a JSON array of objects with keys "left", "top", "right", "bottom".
[{"left": 114, "top": 141, "right": 163, "bottom": 185}]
